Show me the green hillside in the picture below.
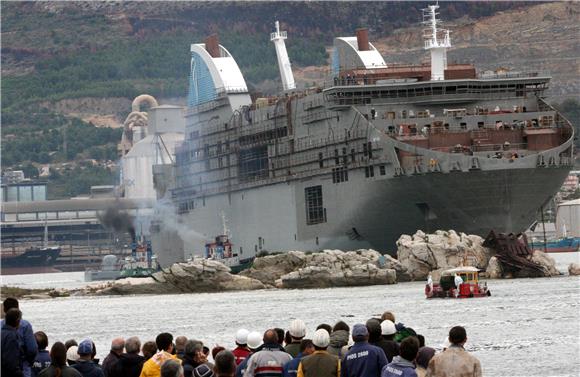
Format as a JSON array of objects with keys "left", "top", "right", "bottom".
[{"left": 0, "top": 1, "right": 543, "bottom": 197}]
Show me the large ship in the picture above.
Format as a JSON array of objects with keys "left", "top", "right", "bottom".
[
  {"left": 152, "top": 6, "right": 573, "bottom": 260},
  {"left": 1, "top": 246, "right": 61, "bottom": 275}
]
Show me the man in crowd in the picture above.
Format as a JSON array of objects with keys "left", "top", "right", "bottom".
[
  {"left": 32, "top": 331, "right": 52, "bottom": 377},
  {"left": 175, "top": 337, "right": 188, "bottom": 360},
  {"left": 214, "top": 350, "right": 236, "bottom": 377},
  {"left": 285, "top": 320, "right": 307, "bottom": 357},
  {"left": 161, "top": 359, "right": 184, "bottom": 377},
  {"left": 102, "top": 338, "right": 124, "bottom": 377},
  {"left": 381, "top": 337, "right": 419, "bottom": 377},
  {"left": 2, "top": 308, "right": 24, "bottom": 377},
  {"left": 378, "top": 321, "right": 399, "bottom": 363},
  {"left": 140, "top": 333, "right": 180, "bottom": 377},
  {"left": 110, "top": 336, "right": 144, "bottom": 377},
  {"left": 341, "top": 324, "right": 388, "bottom": 377},
  {"left": 297, "top": 329, "right": 340, "bottom": 377},
  {"left": 72, "top": 339, "right": 104, "bottom": 377},
  {"left": 2, "top": 297, "right": 38, "bottom": 377},
  {"left": 232, "top": 329, "right": 251, "bottom": 366},
  {"left": 243, "top": 329, "right": 292, "bottom": 377},
  {"left": 426, "top": 326, "right": 482, "bottom": 377},
  {"left": 283, "top": 339, "right": 314, "bottom": 377},
  {"left": 235, "top": 332, "right": 263, "bottom": 377}
]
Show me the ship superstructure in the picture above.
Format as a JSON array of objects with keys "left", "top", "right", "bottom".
[{"left": 153, "top": 9, "right": 573, "bottom": 259}]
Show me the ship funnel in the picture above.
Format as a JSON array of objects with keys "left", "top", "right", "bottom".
[
  {"left": 423, "top": 4, "right": 451, "bottom": 81},
  {"left": 356, "top": 28, "right": 370, "bottom": 51},
  {"left": 270, "top": 21, "right": 296, "bottom": 91},
  {"left": 205, "top": 34, "right": 221, "bottom": 58}
]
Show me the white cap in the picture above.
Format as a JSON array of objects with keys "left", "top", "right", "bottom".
[
  {"left": 235, "top": 329, "right": 250, "bottom": 345},
  {"left": 289, "top": 319, "right": 306, "bottom": 338},
  {"left": 246, "top": 331, "right": 263, "bottom": 349},
  {"left": 381, "top": 320, "right": 397, "bottom": 336},
  {"left": 312, "top": 329, "right": 330, "bottom": 348},
  {"left": 66, "top": 346, "right": 80, "bottom": 361}
]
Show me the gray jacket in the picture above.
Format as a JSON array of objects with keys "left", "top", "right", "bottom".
[{"left": 243, "top": 344, "right": 292, "bottom": 377}]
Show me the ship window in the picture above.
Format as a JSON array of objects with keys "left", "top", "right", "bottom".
[
  {"left": 478, "top": 122, "right": 484, "bottom": 128},
  {"left": 342, "top": 148, "right": 348, "bottom": 164},
  {"left": 239, "top": 145, "right": 269, "bottom": 182},
  {"left": 365, "top": 166, "right": 375, "bottom": 178},
  {"left": 305, "top": 186, "right": 326, "bottom": 225},
  {"left": 17, "top": 213, "right": 37, "bottom": 221},
  {"left": 380, "top": 165, "right": 386, "bottom": 176},
  {"left": 319, "top": 152, "right": 324, "bottom": 168},
  {"left": 217, "top": 141, "right": 222, "bottom": 154},
  {"left": 460, "top": 122, "right": 467, "bottom": 129},
  {"left": 218, "top": 157, "right": 224, "bottom": 168},
  {"left": 363, "top": 143, "right": 368, "bottom": 157},
  {"left": 351, "top": 148, "right": 356, "bottom": 162},
  {"left": 332, "top": 167, "right": 348, "bottom": 183},
  {"left": 334, "top": 149, "right": 340, "bottom": 165},
  {"left": 368, "top": 142, "right": 373, "bottom": 159}
]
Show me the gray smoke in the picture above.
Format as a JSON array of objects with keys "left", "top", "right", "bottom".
[{"left": 99, "top": 207, "right": 136, "bottom": 241}]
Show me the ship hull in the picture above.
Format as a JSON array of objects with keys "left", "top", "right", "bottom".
[
  {"left": 1, "top": 247, "right": 61, "bottom": 275},
  {"left": 158, "top": 166, "right": 569, "bottom": 257}
]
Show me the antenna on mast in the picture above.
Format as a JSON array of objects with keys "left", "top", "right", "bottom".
[
  {"left": 270, "top": 21, "right": 296, "bottom": 91},
  {"left": 423, "top": 3, "right": 451, "bottom": 81}
]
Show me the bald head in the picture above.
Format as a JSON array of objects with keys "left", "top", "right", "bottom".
[
  {"left": 263, "top": 329, "right": 278, "bottom": 345},
  {"left": 111, "top": 338, "right": 125, "bottom": 355}
]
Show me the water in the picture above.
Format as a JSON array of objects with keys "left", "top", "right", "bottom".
[
  {"left": 1, "top": 271, "right": 90, "bottom": 290},
  {"left": 3, "top": 253, "right": 579, "bottom": 376}
]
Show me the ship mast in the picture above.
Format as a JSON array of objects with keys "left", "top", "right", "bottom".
[
  {"left": 270, "top": 21, "right": 296, "bottom": 91},
  {"left": 423, "top": 3, "right": 451, "bottom": 81}
]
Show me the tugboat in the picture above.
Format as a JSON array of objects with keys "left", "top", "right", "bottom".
[
  {"left": 204, "top": 234, "right": 254, "bottom": 274},
  {"left": 426, "top": 266, "right": 491, "bottom": 299},
  {"left": 118, "top": 238, "right": 161, "bottom": 279}
]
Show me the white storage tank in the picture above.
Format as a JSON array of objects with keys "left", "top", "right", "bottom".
[
  {"left": 556, "top": 199, "right": 580, "bottom": 238},
  {"left": 121, "top": 104, "right": 185, "bottom": 199}
]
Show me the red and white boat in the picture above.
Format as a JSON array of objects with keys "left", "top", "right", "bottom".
[{"left": 426, "top": 266, "right": 491, "bottom": 299}]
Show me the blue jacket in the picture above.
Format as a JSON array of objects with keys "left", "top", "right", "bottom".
[
  {"left": 32, "top": 350, "right": 52, "bottom": 377},
  {"left": 282, "top": 352, "right": 303, "bottom": 377},
  {"left": 1, "top": 318, "right": 38, "bottom": 377},
  {"left": 71, "top": 360, "right": 105, "bottom": 377},
  {"left": 341, "top": 341, "right": 388, "bottom": 377},
  {"left": 236, "top": 354, "right": 251, "bottom": 377},
  {"left": 380, "top": 356, "right": 417, "bottom": 377},
  {"left": 2, "top": 323, "right": 24, "bottom": 377}
]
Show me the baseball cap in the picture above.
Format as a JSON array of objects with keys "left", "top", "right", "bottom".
[
  {"left": 77, "top": 339, "right": 93, "bottom": 355},
  {"left": 352, "top": 324, "right": 369, "bottom": 338}
]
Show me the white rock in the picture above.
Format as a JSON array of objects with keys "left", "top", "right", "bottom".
[{"left": 568, "top": 263, "right": 580, "bottom": 276}]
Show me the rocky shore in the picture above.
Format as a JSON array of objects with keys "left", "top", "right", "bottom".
[{"left": 7, "top": 230, "right": 571, "bottom": 299}]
